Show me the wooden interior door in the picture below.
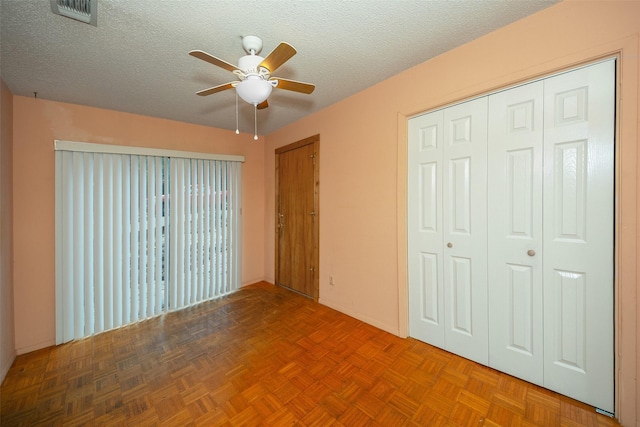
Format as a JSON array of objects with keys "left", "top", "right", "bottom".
[{"left": 275, "top": 135, "right": 319, "bottom": 299}]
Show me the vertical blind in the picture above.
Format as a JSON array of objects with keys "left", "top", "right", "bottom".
[{"left": 55, "top": 142, "right": 243, "bottom": 344}]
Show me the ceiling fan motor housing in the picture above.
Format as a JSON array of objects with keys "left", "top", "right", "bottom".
[
  {"left": 238, "top": 55, "right": 265, "bottom": 75},
  {"left": 235, "top": 41, "right": 277, "bottom": 106}
]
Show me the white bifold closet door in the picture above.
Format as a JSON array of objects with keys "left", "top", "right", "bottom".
[
  {"left": 487, "top": 60, "right": 614, "bottom": 411},
  {"left": 408, "top": 97, "right": 489, "bottom": 366},
  {"left": 409, "top": 59, "right": 615, "bottom": 412},
  {"left": 542, "top": 61, "right": 614, "bottom": 410},
  {"left": 487, "top": 80, "right": 545, "bottom": 385}
]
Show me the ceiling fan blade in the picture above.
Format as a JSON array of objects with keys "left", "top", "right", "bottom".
[
  {"left": 258, "top": 42, "right": 296, "bottom": 73},
  {"left": 257, "top": 100, "right": 269, "bottom": 110},
  {"left": 189, "top": 50, "right": 240, "bottom": 73},
  {"left": 196, "top": 82, "right": 235, "bottom": 96},
  {"left": 272, "top": 77, "right": 315, "bottom": 94}
]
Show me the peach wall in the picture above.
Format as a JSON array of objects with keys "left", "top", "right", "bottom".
[
  {"left": 12, "top": 97, "right": 266, "bottom": 354},
  {"left": 1, "top": 79, "right": 15, "bottom": 382},
  {"left": 265, "top": 1, "right": 640, "bottom": 425}
]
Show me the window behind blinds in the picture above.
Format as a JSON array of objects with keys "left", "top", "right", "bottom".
[{"left": 55, "top": 142, "right": 243, "bottom": 343}]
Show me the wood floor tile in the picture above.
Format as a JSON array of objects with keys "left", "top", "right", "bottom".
[{"left": 0, "top": 282, "right": 622, "bottom": 426}]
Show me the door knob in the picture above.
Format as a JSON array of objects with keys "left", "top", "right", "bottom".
[
  {"left": 447, "top": 242, "right": 453, "bottom": 248},
  {"left": 527, "top": 249, "right": 536, "bottom": 256}
]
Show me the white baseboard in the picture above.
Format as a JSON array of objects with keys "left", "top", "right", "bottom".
[
  {"left": 0, "top": 351, "right": 16, "bottom": 384},
  {"left": 16, "top": 339, "right": 55, "bottom": 356}
]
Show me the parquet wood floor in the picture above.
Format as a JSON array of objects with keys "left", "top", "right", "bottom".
[{"left": 1, "top": 282, "right": 622, "bottom": 426}]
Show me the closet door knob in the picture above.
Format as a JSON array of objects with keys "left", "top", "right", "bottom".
[
  {"left": 527, "top": 249, "right": 536, "bottom": 256},
  {"left": 447, "top": 242, "right": 453, "bottom": 248}
]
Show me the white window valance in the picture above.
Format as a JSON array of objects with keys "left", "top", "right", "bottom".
[{"left": 54, "top": 140, "right": 245, "bottom": 163}]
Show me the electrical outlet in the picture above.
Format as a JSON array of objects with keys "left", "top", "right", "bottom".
[{"left": 329, "top": 276, "right": 335, "bottom": 286}]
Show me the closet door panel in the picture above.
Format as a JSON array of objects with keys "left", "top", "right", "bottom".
[
  {"left": 449, "top": 255, "right": 472, "bottom": 334},
  {"left": 408, "top": 110, "right": 445, "bottom": 347},
  {"left": 542, "top": 60, "right": 615, "bottom": 412},
  {"left": 443, "top": 98, "right": 488, "bottom": 365},
  {"left": 488, "top": 82, "right": 544, "bottom": 385}
]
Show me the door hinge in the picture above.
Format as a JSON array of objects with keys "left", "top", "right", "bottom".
[
  {"left": 310, "top": 152, "right": 316, "bottom": 165},
  {"left": 278, "top": 212, "right": 284, "bottom": 231}
]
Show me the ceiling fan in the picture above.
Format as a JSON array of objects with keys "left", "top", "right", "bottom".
[{"left": 189, "top": 35, "right": 315, "bottom": 111}]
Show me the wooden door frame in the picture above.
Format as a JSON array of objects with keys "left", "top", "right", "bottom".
[{"left": 275, "top": 134, "right": 320, "bottom": 301}]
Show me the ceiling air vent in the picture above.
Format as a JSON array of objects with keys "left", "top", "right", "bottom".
[{"left": 50, "top": 0, "right": 97, "bottom": 26}]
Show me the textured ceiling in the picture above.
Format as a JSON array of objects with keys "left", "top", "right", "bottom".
[{"left": 0, "top": 0, "right": 557, "bottom": 135}]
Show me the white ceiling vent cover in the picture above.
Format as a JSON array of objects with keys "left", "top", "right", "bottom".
[{"left": 50, "top": 0, "right": 97, "bottom": 26}]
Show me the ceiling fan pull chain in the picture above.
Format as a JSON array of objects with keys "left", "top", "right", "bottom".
[
  {"left": 254, "top": 104, "right": 258, "bottom": 140},
  {"left": 235, "top": 92, "right": 240, "bottom": 135}
]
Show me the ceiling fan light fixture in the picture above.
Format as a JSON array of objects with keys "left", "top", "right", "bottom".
[{"left": 236, "top": 77, "right": 273, "bottom": 105}]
